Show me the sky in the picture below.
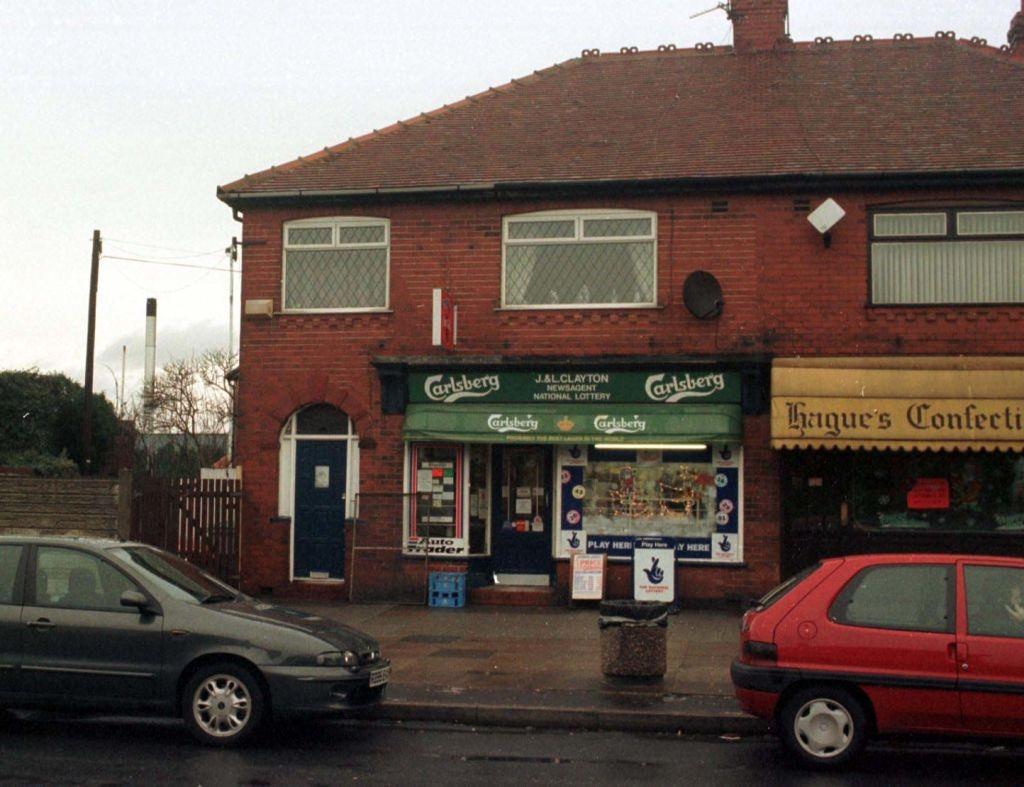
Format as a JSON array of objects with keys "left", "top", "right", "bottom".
[{"left": 0, "top": 0, "right": 1017, "bottom": 407}]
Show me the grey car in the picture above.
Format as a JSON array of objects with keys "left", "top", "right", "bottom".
[{"left": 0, "top": 536, "right": 389, "bottom": 745}]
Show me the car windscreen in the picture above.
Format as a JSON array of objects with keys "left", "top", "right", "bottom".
[
  {"left": 111, "top": 546, "right": 237, "bottom": 603},
  {"left": 754, "top": 562, "right": 822, "bottom": 610}
]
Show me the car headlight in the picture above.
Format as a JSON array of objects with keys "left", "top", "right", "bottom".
[{"left": 316, "top": 651, "right": 360, "bottom": 668}]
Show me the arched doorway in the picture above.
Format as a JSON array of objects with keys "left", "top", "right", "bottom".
[{"left": 280, "top": 404, "right": 358, "bottom": 581}]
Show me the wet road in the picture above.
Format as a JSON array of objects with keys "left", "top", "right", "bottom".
[{"left": 1, "top": 711, "right": 1023, "bottom": 785}]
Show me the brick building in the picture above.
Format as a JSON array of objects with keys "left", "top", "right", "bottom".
[{"left": 218, "top": 1, "right": 1024, "bottom": 603}]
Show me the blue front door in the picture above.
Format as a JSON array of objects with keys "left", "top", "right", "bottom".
[
  {"left": 293, "top": 440, "right": 347, "bottom": 579},
  {"left": 492, "top": 446, "right": 552, "bottom": 579}
]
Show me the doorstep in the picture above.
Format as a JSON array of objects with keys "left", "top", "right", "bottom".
[{"left": 469, "top": 584, "right": 559, "bottom": 607}]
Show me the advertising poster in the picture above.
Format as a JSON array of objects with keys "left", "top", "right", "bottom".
[
  {"left": 633, "top": 539, "right": 676, "bottom": 601},
  {"left": 571, "top": 554, "right": 606, "bottom": 600}
]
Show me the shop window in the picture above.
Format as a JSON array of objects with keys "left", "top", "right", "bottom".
[
  {"left": 829, "top": 564, "right": 953, "bottom": 634},
  {"left": 965, "top": 565, "right": 1024, "bottom": 639},
  {"left": 468, "top": 445, "right": 491, "bottom": 554},
  {"left": 283, "top": 217, "right": 389, "bottom": 311},
  {"left": 848, "top": 452, "right": 1024, "bottom": 533},
  {"left": 502, "top": 210, "right": 657, "bottom": 308},
  {"left": 410, "top": 444, "right": 462, "bottom": 541},
  {"left": 870, "top": 208, "right": 1024, "bottom": 305},
  {"left": 581, "top": 446, "right": 718, "bottom": 539},
  {"left": 403, "top": 444, "right": 491, "bottom": 557}
]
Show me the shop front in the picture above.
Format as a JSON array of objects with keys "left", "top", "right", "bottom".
[
  {"left": 772, "top": 357, "right": 1024, "bottom": 575},
  {"left": 395, "top": 367, "right": 751, "bottom": 589}
]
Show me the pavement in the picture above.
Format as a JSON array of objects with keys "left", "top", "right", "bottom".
[{"left": 292, "top": 601, "right": 767, "bottom": 736}]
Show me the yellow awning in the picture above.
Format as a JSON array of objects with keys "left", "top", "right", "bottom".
[{"left": 771, "top": 357, "right": 1024, "bottom": 452}]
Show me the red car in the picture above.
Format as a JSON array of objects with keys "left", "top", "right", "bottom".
[{"left": 732, "top": 553, "right": 1024, "bottom": 768}]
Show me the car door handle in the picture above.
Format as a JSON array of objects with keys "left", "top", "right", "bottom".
[{"left": 26, "top": 618, "right": 55, "bottom": 630}]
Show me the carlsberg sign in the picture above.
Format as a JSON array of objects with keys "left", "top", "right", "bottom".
[
  {"left": 409, "top": 370, "right": 739, "bottom": 405},
  {"left": 645, "top": 372, "right": 726, "bottom": 402},
  {"left": 425, "top": 373, "right": 501, "bottom": 403}
]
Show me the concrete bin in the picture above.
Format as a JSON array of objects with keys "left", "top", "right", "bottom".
[{"left": 598, "top": 600, "right": 669, "bottom": 679}]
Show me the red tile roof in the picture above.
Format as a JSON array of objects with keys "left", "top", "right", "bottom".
[{"left": 219, "top": 37, "right": 1024, "bottom": 200}]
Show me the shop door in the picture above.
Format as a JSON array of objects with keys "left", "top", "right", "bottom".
[
  {"left": 293, "top": 440, "right": 346, "bottom": 580},
  {"left": 493, "top": 446, "right": 552, "bottom": 582},
  {"left": 781, "top": 450, "right": 846, "bottom": 577}
]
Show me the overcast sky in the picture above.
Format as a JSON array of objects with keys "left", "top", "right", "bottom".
[{"left": 0, "top": 0, "right": 1017, "bottom": 405}]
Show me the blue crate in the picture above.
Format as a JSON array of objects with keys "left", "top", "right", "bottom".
[
  {"left": 429, "top": 590, "right": 465, "bottom": 608},
  {"left": 429, "top": 572, "right": 466, "bottom": 594},
  {"left": 428, "top": 572, "right": 466, "bottom": 608}
]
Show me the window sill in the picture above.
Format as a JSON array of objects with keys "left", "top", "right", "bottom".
[
  {"left": 866, "top": 302, "right": 1024, "bottom": 310},
  {"left": 495, "top": 303, "right": 663, "bottom": 313},
  {"left": 278, "top": 308, "right": 394, "bottom": 315}
]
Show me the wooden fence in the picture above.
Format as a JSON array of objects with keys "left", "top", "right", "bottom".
[{"left": 132, "top": 476, "right": 241, "bottom": 584}]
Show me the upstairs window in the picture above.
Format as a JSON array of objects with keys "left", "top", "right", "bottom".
[
  {"left": 870, "top": 208, "right": 1024, "bottom": 305},
  {"left": 503, "top": 210, "right": 657, "bottom": 308},
  {"left": 283, "top": 217, "right": 389, "bottom": 311}
]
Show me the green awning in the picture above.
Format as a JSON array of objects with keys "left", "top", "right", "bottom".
[{"left": 403, "top": 403, "right": 742, "bottom": 444}]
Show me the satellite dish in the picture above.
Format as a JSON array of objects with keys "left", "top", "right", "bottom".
[{"left": 683, "top": 271, "right": 723, "bottom": 320}]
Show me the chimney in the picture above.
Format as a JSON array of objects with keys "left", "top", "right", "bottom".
[
  {"left": 730, "top": 0, "right": 789, "bottom": 52},
  {"left": 143, "top": 298, "right": 157, "bottom": 431},
  {"left": 1010, "top": 1, "right": 1024, "bottom": 55}
]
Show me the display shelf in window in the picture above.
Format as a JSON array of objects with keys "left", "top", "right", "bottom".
[{"left": 409, "top": 444, "right": 463, "bottom": 542}]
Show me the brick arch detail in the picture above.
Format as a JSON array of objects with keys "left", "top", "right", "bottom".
[{"left": 253, "top": 373, "right": 373, "bottom": 437}]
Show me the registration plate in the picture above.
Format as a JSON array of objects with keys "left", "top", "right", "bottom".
[{"left": 369, "top": 666, "right": 390, "bottom": 688}]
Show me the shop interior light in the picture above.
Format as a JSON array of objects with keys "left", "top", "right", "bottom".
[{"left": 593, "top": 443, "right": 708, "bottom": 451}]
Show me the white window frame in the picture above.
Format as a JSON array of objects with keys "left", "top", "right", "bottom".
[
  {"left": 278, "top": 406, "right": 359, "bottom": 583},
  {"left": 501, "top": 209, "right": 658, "bottom": 310},
  {"left": 957, "top": 210, "right": 1024, "bottom": 237},
  {"left": 402, "top": 442, "right": 492, "bottom": 558},
  {"left": 872, "top": 212, "right": 948, "bottom": 238},
  {"left": 281, "top": 216, "right": 391, "bottom": 313}
]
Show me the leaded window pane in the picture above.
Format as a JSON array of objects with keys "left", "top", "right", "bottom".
[
  {"left": 958, "top": 211, "right": 1024, "bottom": 237},
  {"left": 338, "top": 225, "right": 387, "bottom": 244},
  {"left": 871, "top": 241, "right": 1024, "bottom": 304},
  {"left": 287, "top": 226, "right": 333, "bottom": 245},
  {"left": 583, "top": 217, "right": 653, "bottom": 238},
  {"left": 507, "top": 220, "right": 576, "bottom": 240},
  {"left": 505, "top": 242, "right": 655, "bottom": 305},
  {"left": 285, "top": 248, "right": 388, "bottom": 309},
  {"left": 296, "top": 404, "right": 349, "bottom": 435},
  {"left": 873, "top": 213, "right": 947, "bottom": 237}
]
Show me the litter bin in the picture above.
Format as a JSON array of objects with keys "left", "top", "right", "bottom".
[{"left": 598, "top": 600, "right": 668, "bottom": 679}]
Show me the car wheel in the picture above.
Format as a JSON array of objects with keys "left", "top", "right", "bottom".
[
  {"left": 182, "top": 663, "right": 265, "bottom": 746},
  {"left": 778, "top": 686, "right": 868, "bottom": 769}
]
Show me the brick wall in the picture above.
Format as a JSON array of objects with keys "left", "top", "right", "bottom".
[
  {"left": 233, "top": 186, "right": 1024, "bottom": 601},
  {"left": 0, "top": 473, "right": 130, "bottom": 538}
]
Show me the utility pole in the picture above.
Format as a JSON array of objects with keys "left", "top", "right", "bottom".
[
  {"left": 120, "top": 344, "right": 127, "bottom": 417},
  {"left": 82, "top": 229, "right": 101, "bottom": 475},
  {"left": 226, "top": 236, "right": 239, "bottom": 465}
]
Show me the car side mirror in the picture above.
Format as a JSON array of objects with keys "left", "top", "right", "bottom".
[{"left": 121, "top": 590, "right": 153, "bottom": 612}]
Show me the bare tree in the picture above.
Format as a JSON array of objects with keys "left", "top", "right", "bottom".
[{"left": 131, "top": 350, "right": 236, "bottom": 475}]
